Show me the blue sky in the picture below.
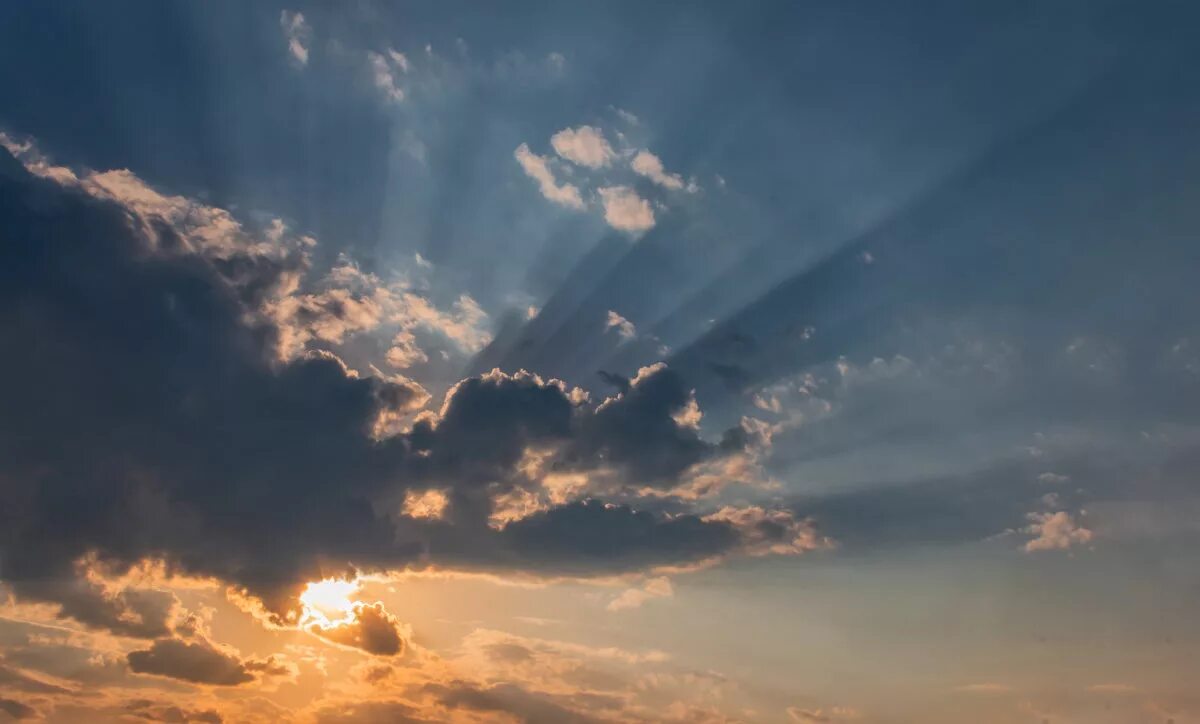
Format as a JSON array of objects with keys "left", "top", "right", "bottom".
[{"left": 1, "top": 2, "right": 1199, "bottom": 722}]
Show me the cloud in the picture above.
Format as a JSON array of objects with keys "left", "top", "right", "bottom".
[
  {"left": 954, "top": 683, "right": 1013, "bottom": 694},
  {"left": 385, "top": 329, "right": 429, "bottom": 369},
  {"left": 607, "top": 576, "right": 673, "bottom": 611},
  {"left": 402, "top": 489, "right": 450, "bottom": 520},
  {"left": 122, "top": 700, "right": 224, "bottom": 723},
  {"left": 598, "top": 185, "right": 655, "bottom": 233},
  {"left": 605, "top": 310, "right": 636, "bottom": 341},
  {"left": 0, "top": 699, "right": 38, "bottom": 721},
  {"left": 1022, "top": 511, "right": 1094, "bottom": 552},
  {"left": 1038, "top": 472, "right": 1071, "bottom": 485},
  {"left": 787, "top": 707, "right": 861, "bottom": 722},
  {"left": 426, "top": 680, "right": 599, "bottom": 724},
  {"left": 631, "top": 150, "right": 685, "bottom": 190},
  {"left": 0, "top": 140, "right": 821, "bottom": 635},
  {"left": 307, "top": 602, "right": 408, "bottom": 656},
  {"left": 126, "top": 638, "right": 285, "bottom": 686},
  {"left": 514, "top": 143, "right": 585, "bottom": 210},
  {"left": 367, "top": 49, "right": 406, "bottom": 103},
  {"left": 550, "top": 126, "right": 615, "bottom": 169},
  {"left": 315, "top": 701, "right": 430, "bottom": 724},
  {"left": 279, "top": 11, "right": 310, "bottom": 66}
]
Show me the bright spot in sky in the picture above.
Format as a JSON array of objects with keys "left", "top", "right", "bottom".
[{"left": 299, "top": 578, "right": 360, "bottom": 626}]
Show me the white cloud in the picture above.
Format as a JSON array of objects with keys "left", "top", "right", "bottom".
[
  {"left": 385, "top": 329, "right": 428, "bottom": 369},
  {"left": 607, "top": 577, "right": 673, "bottom": 612},
  {"left": 514, "top": 143, "right": 585, "bottom": 210},
  {"left": 550, "top": 125, "right": 616, "bottom": 168},
  {"left": 1022, "top": 510, "right": 1093, "bottom": 552},
  {"left": 631, "top": 150, "right": 685, "bottom": 190},
  {"left": 605, "top": 310, "right": 637, "bottom": 341},
  {"left": 598, "top": 185, "right": 655, "bottom": 233},
  {"left": 367, "top": 50, "right": 406, "bottom": 103},
  {"left": 671, "top": 394, "right": 703, "bottom": 430},
  {"left": 614, "top": 107, "right": 640, "bottom": 125},
  {"left": 280, "top": 10, "right": 311, "bottom": 66}
]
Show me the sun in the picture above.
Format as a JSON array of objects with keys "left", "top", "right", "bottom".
[{"left": 299, "top": 578, "right": 360, "bottom": 626}]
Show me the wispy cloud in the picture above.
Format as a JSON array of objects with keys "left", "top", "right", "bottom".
[
  {"left": 514, "top": 143, "right": 585, "bottom": 210},
  {"left": 279, "top": 10, "right": 311, "bottom": 66}
]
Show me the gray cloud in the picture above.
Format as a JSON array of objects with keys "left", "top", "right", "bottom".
[
  {"left": 0, "top": 145, "right": 812, "bottom": 630},
  {"left": 125, "top": 638, "right": 285, "bottom": 687}
]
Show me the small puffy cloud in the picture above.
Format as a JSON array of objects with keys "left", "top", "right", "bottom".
[
  {"left": 280, "top": 10, "right": 310, "bottom": 66},
  {"left": 631, "top": 150, "right": 685, "bottom": 190},
  {"left": 670, "top": 394, "right": 703, "bottom": 430},
  {"left": 598, "top": 186, "right": 655, "bottom": 233},
  {"left": 367, "top": 50, "right": 406, "bottom": 103},
  {"left": 514, "top": 143, "right": 585, "bottom": 210},
  {"left": 126, "top": 638, "right": 284, "bottom": 686},
  {"left": 607, "top": 577, "right": 673, "bottom": 612},
  {"left": 605, "top": 310, "right": 637, "bottom": 341},
  {"left": 1022, "top": 511, "right": 1093, "bottom": 552},
  {"left": 550, "top": 125, "right": 615, "bottom": 168},
  {"left": 403, "top": 489, "right": 450, "bottom": 520},
  {"left": 308, "top": 602, "right": 408, "bottom": 656}
]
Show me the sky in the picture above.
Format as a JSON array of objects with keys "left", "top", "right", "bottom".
[{"left": 1, "top": 1, "right": 1199, "bottom": 722}]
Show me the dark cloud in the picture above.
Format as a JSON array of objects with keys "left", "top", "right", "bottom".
[
  {"left": 0, "top": 148, "right": 781, "bottom": 629},
  {"left": 0, "top": 663, "right": 71, "bottom": 694},
  {"left": 315, "top": 700, "right": 431, "bottom": 724},
  {"left": 0, "top": 698, "right": 38, "bottom": 721},
  {"left": 124, "top": 699, "right": 223, "bottom": 723},
  {"left": 125, "top": 639, "right": 272, "bottom": 686},
  {"left": 308, "top": 602, "right": 406, "bottom": 657},
  {"left": 425, "top": 680, "right": 599, "bottom": 724}
]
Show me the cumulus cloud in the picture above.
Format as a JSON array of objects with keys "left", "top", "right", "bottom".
[
  {"left": 514, "top": 143, "right": 585, "bottom": 210},
  {"left": 598, "top": 185, "right": 655, "bottom": 233},
  {"left": 631, "top": 150, "right": 685, "bottom": 190},
  {"left": 1022, "top": 511, "right": 1094, "bottom": 552},
  {"left": 550, "top": 125, "right": 615, "bottom": 169},
  {"left": 308, "top": 602, "right": 408, "bottom": 656},
  {"left": 279, "top": 10, "right": 310, "bottom": 66}
]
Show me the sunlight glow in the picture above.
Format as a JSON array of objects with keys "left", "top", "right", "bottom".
[{"left": 299, "top": 578, "right": 361, "bottom": 627}]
